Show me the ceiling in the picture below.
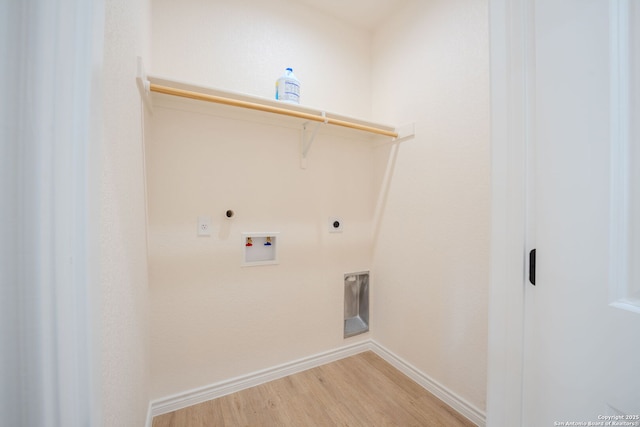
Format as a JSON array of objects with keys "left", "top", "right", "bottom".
[{"left": 292, "top": 0, "right": 409, "bottom": 30}]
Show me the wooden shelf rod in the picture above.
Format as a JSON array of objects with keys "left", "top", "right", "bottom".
[{"left": 149, "top": 83, "right": 399, "bottom": 138}]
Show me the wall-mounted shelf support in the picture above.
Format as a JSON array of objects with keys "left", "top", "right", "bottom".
[{"left": 301, "top": 115, "right": 327, "bottom": 169}]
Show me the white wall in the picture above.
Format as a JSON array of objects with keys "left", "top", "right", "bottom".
[
  {"left": 148, "top": 0, "right": 375, "bottom": 399},
  {"left": 147, "top": 103, "right": 376, "bottom": 399},
  {"left": 371, "top": 0, "right": 490, "bottom": 412},
  {"left": 101, "top": 0, "right": 152, "bottom": 425},
  {"left": 152, "top": 0, "right": 372, "bottom": 119}
]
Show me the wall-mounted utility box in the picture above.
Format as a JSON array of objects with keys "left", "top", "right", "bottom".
[
  {"left": 344, "top": 271, "right": 369, "bottom": 338},
  {"left": 242, "top": 232, "right": 279, "bottom": 266}
]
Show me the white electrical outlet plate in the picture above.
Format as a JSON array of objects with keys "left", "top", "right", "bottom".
[
  {"left": 329, "top": 217, "right": 343, "bottom": 233},
  {"left": 198, "top": 216, "right": 212, "bottom": 236}
]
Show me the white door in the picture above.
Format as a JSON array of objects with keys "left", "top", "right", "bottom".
[{"left": 522, "top": 0, "right": 640, "bottom": 424}]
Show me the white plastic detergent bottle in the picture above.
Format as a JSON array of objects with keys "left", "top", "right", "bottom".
[{"left": 275, "top": 68, "right": 300, "bottom": 104}]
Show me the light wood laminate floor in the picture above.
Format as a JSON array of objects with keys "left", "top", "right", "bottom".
[{"left": 152, "top": 351, "right": 476, "bottom": 426}]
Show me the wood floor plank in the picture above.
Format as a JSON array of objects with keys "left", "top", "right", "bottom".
[{"left": 152, "top": 351, "right": 477, "bottom": 426}]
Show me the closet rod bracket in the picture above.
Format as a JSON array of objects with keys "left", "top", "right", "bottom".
[{"left": 136, "top": 57, "right": 153, "bottom": 112}]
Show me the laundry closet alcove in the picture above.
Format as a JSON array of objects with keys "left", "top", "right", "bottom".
[{"left": 139, "top": 57, "right": 413, "bottom": 405}]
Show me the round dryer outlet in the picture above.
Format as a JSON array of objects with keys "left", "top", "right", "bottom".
[{"left": 329, "top": 217, "right": 343, "bottom": 233}]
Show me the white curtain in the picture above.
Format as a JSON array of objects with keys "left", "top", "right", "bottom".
[{"left": 0, "top": 0, "right": 103, "bottom": 425}]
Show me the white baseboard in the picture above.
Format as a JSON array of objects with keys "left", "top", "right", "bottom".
[
  {"left": 150, "top": 340, "right": 372, "bottom": 418},
  {"left": 148, "top": 340, "right": 485, "bottom": 426},
  {"left": 370, "top": 341, "right": 486, "bottom": 426}
]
